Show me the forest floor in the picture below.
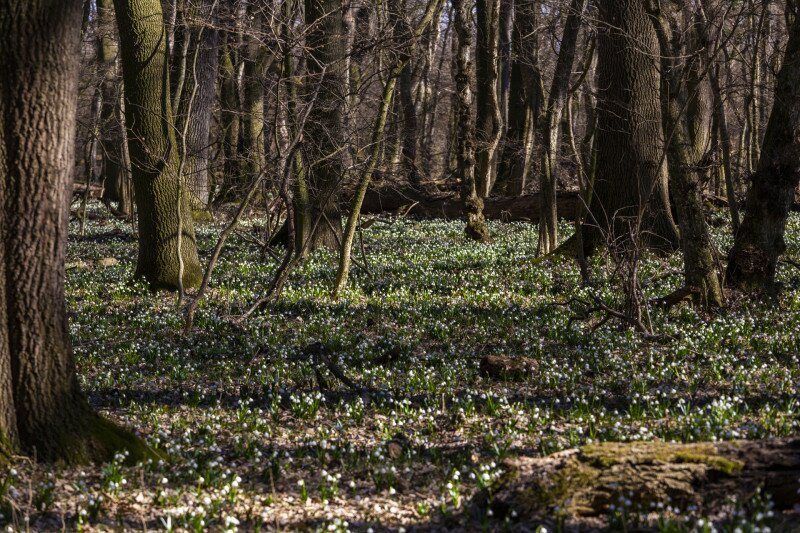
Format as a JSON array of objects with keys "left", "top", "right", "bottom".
[{"left": 3, "top": 205, "right": 800, "bottom": 532}]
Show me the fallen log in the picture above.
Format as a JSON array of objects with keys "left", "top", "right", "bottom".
[
  {"left": 360, "top": 187, "right": 581, "bottom": 222},
  {"left": 476, "top": 438, "right": 800, "bottom": 529}
]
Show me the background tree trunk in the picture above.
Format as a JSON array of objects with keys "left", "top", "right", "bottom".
[
  {"left": 727, "top": 4, "right": 800, "bottom": 291},
  {"left": 303, "top": 0, "right": 348, "bottom": 249},
  {"left": 475, "top": 0, "right": 503, "bottom": 199},
  {"left": 114, "top": 0, "right": 203, "bottom": 290},
  {"left": 538, "top": 0, "right": 586, "bottom": 254},
  {"left": 96, "top": 0, "right": 132, "bottom": 215},
  {"left": 496, "top": 0, "right": 542, "bottom": 197},
  {"left": 650, "top": 4, "right": 723, "bottom": 308},
  {"left": 175, "top": 0, "right": 220, "bottom": 208}
]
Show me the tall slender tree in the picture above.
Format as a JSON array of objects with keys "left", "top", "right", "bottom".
[
  {"left": 475, "top": 0, "right": 503, "bottom": 198},
  {"left": 538, "top": 0, "right": 586, "bottom": 254},
  {"left": 454, "top": 0, "right": 490, "bottom": 241}
]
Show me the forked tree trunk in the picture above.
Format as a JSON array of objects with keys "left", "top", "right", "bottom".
[
  {"left": 727, "top": 4, "right": 800, "bottom": 291},
  {"left": 583, "top": 0, "right": 679, "bottom": 254},
  {"left": 454, "top": 0, "right": 490, "bottom": 241},
  {"left": 538, "top": 0, "right": 586, "bottom": 254},
  {"left": 650, "top": 5, "right": 723, "bottom": 308},
  {"left": 0, "top": 0, "right": 144, "bottom": 462},
  {"left": 114, "top": 0, "right": 203, "bottom": 290}
]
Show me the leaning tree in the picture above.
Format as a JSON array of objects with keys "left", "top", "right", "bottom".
[{"left": 0, "top": 0, "right": 145, "bottom": 462}]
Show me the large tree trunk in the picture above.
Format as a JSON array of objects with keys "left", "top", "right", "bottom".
[
  {"left": 583, "top": 0, "right": 679, "bottom": 254},
  {"left": 114, "top": 0, "right": 203, "bottom": 291},
  {"left": 454, "top": 0, "right": 490, "bottom": 241},
  {"left": 304, "top": 0, "right": 348, "bottom": 250},
  {"left": 0, "top": 0, "right": 144, "bottom": 462},
  {"left": 475, "top": 0, "right": 503, "bottom": 199},
  {"left": 727, "top": 4, "right": 800, "bottom": 291},
  {"left": 538, "top": 0, "right": 586, "bottom": 254}
]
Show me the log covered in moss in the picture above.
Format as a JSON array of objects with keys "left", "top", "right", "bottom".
[{"left": 479, "top": 439, "right": 800, "bottom": 527}]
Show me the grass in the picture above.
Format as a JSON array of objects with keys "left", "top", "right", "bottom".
[{"left": 2, "top": 207, "right": 799, "bottom": 531}]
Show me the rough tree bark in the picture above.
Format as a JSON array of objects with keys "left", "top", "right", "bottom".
[
  {"left": 454, "top": 0, "right": 490, "bottom": 241},
  {"left": 727, "top": 3, "right": 800, "bottom": 291},
  {"left": 304, "top": 0, "right": 349, "bottom": 249},
  {"left": 0, "top": 0, "right": 145, "bottom": 462},
  {"left": 113, "top": 0, "right": 203, "bottom": 290},
  {"left": 582, "top": 0, "right": 679, "bottom": 254}
]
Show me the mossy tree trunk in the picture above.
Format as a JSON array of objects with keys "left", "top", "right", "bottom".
[
  {"left": 0, "top": 0, "right": 146, "bottom": 462},
  {"left": 650, "top": 4, "right": 724, "bottom": 308},
  {"left": 480, "top": 439, "right": 800, "bottom": 528},
  {"left": 454, "top": 0, "right": 490, "bottom": 242},
  {"left": 113, "top": 0, "right": 203, "bottom": 291},
  {"left": 727, "top": 3, "right": 800, "bottom": 292}
]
